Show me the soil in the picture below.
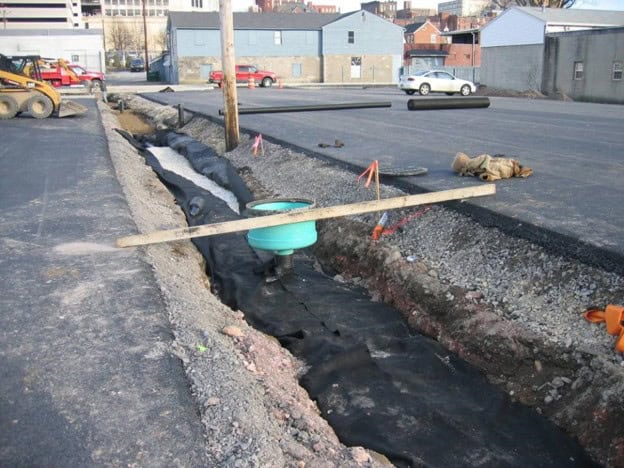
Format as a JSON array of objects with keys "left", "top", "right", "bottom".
[{"left": 102, "top": 96, "right": 624, "bottom": 468}]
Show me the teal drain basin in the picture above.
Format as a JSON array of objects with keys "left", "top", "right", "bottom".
[{"left": 246, "top": 198, "right": 317, "bottom": 256}]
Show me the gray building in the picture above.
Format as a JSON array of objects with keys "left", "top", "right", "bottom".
[
  {"left": 480, "top": 6, "right": 624, "bottom": 94},
  {"left": 166, "top": 11, "right": 404, "bottom": 84},
  {"left": 542, "top": 27, "right": 624, "bottom": 104}
]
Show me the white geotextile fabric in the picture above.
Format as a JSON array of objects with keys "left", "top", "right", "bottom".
[{"left": 146, "top": 146, "right": 239, "bottom": 214}]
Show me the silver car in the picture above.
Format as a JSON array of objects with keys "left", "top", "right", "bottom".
[{"left": 399, "top": 70, "right": 476, "bottom": 96}]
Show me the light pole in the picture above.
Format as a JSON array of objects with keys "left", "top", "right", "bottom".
[{"left": 142, "top": 0, "right": 149, "bottom": 78}]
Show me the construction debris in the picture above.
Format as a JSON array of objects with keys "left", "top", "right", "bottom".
[{"left": 452, "top": 152, "right": 533, "bottom": 182}]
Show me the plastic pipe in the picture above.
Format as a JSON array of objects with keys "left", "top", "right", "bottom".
[
  {"left": 219, "top": 101, "right": 392, "bottom": 115},
  {"left": 407, "top": 97, "right": 490, "bottom": 111}
]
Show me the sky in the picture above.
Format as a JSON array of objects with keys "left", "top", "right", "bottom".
[
  {"left": 330, "top": 0, "right": 624, "bottom": 14},
  {"left": 572, "top": 0, "right": 624, "bottom": 9}
]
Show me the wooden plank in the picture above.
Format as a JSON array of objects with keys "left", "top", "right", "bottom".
[{"left": 116, "top": 185, "right": 495, "bottom": 248}]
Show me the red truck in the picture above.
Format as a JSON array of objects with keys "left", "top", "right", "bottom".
[
  {"left": 209, "top": 64, "right": 277, "bottom": 88},
  {"left": 39, "top": 59, "right": 105, "bottom": 89}
]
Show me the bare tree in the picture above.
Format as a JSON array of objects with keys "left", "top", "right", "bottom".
[
  {"left": 128, "top": 20, "right": 144, "bottom": 53},
  {"left": 155, "top": 30, "right": 168, "bottom": 53},
  {"left": 489, "top": 0, "right": 577, "bottom": 8},
  {"left": 109, "top": 19, "right": 133, "bottom": 53}
]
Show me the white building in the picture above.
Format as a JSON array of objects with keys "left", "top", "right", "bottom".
[
  {"left": 0, "top": 0, "right": 83, "bottom": 29},
  {"left": 481, "top": 6, "right": 624, "bottom": 47},
  {"left": 99, "top": 0, "right": 219, "bottom": 17},
  {"left": 0, "top": 29, "right": 105, "bottom": 70},
  {"left": 480, "top": 6, "right": 624, "bottom": 91},
  {"left": 437, "top": 0, "right": 488, "bottom": 16}
]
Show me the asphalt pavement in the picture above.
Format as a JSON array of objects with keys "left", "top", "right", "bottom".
[
  {"left": 0, "top": 98, "right": 206, "bottom": 466},
  {"left": 143, "top": 87, "right": 624, "bottom": 273}
]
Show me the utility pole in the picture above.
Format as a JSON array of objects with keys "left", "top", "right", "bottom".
[
  {"left": 142, "top": 0, "right": 149, "bottom": 76},
  {"left": 219, "top": 0, "right": 239, "bottom": 151}
]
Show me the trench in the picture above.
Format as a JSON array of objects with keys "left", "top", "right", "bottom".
[{"left": 112, "top": 116, "right": 601, "bottom": 467}]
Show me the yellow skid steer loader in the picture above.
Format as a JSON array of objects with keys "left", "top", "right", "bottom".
[{"left": 0, "top": 54, "right": 88, "bottom": 120}]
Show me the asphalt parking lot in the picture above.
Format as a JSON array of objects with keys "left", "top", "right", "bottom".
[
  {"left": 0, "top": 98, "right": 206, "bottom": 465},
  {"left": 143, "top": 87, "right": 624, "bottom": 273}
]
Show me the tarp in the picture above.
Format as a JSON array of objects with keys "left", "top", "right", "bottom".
[{"left": 127, "top": 130, "right": 598, "bottom": 467}]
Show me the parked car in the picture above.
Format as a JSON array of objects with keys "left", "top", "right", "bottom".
[
  {"left": 130, "top": 58, "right": 145, "bottom": 72},
  {"left": 398, "top": 70, "right": 476, "bottom": 96},
  {"left": 209, "top": 64, "right": 277, "bottom": 88}
]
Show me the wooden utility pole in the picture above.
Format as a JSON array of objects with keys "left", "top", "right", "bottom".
[
  {"left": 142, "top": 0, "right": 150, "bottom": 75},
  {"left": 219, "top": 0, "right": 239, "bottom": 151}
]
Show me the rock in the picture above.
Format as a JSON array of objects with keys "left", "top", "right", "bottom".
[
  {"left": 370, "top": 292, "right": 383, "bottom": 303},
  {"left": 222, "top": 325, "right": 244, "bottom": 337},
  {"left": 333, "top": 274, "right": 346, "bottom": 283},
  {"left": 552, "top": 377, "right": 566, "bottom": 388},
  {"left": 351, "top": 446, "right": 371, "bottom": 465},
  {"left": 534, "top": 360, "right": 543, "bottom": 372},
  {"left": 206, "top": 397, "right": 220, "bottom": 406},
  {"left": 465, "top": 291, "right": 482, "bottom": 301}
]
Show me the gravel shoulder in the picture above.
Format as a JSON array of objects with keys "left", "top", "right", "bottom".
[{"left": 106, "top": 94, "right": 624, "bottom": 467}]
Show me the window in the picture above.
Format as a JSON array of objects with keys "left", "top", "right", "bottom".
[
  {"left": 613, "top": 62, "right": 623, "bottom": 81},
  {"left": 348, "top": 31, "right": 354, "bottom": 44},
  {"left": 274, "top": 31, "right": 282, "bottom": 45},
  {"left": 573, "top": 61, "right": 583, "bottom": 80},
  {"left": 430, "top": 33, "right": 436, "bottom": 44},
  {"left": 71, "top": 54, "right": 80, "bottom": 62}
]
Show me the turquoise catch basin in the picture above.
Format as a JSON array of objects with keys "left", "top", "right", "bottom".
[{"left": 246, "top": 198, "right": 317, "bottom": 256}]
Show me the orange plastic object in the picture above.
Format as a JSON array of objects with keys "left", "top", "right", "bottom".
[{"left": 584, "top": 305, "right": 624, "bottom": 352}]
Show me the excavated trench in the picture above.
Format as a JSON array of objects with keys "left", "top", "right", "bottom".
[{"left": 111, "top": 99, "right": 623, "bottom": 467}]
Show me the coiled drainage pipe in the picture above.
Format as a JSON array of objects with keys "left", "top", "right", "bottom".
[
  {"left": 219, "top": 101, "right": 392, "bottom": 115},
  {"left": 407, "top": 96, "right": 490, "bottom": 110}
]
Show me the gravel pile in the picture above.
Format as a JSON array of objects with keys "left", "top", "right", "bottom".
[{"left": 122, "top": 94, "right": 624, "bottom": 466}]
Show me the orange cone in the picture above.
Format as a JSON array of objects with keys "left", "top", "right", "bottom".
[
  {"left": 248, "top": 77, "right": 255, "bottom": 89},
  {"left": 278, "top": 79, "right": 283, "bottom": 89}
]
